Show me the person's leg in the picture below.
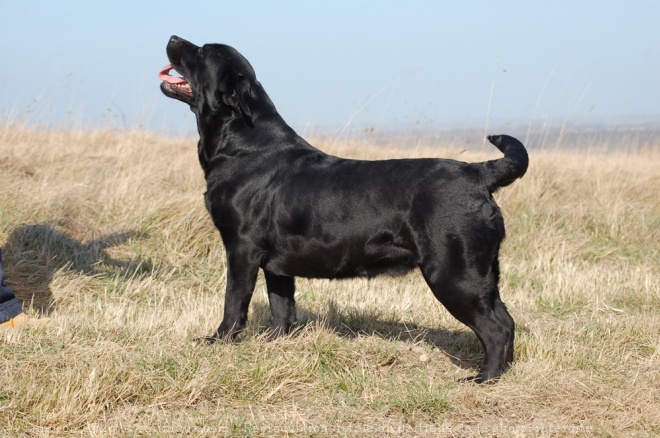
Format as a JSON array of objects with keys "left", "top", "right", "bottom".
[
  {"left": 0, "top": 248, "right": 50, "bottom": 329},
  {"left": 0, "top": 248, "right": 24, "bottom": 324}
]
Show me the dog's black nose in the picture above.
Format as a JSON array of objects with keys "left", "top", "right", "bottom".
[{"left": 169, "top": 35, "right": 181, "bottom": 44}]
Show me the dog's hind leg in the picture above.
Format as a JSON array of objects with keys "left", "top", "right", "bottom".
[
  {"left": 264, "top": 271, "right": 297, "bottom": 337},
  {"left": 469, "top": 291, "right": 515, "bottom": 382},
  {"left": 420, "top": 255, "right": 514, "bottom": 383}
]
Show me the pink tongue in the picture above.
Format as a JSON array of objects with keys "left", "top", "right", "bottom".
[{"left": 159, "top": 64, "right": 188, "bottom": 84}]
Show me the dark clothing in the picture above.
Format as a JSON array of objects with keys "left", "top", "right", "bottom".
[{"left": 0, "top": 248, "right": 23, "bottom": 323}]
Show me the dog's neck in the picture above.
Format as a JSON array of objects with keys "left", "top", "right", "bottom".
[
  {"left": 194, "top": 82, "right": 313, "bottom": 176},
  {"left": 195, "top": 114, "right": 300, "bottom": 177}
]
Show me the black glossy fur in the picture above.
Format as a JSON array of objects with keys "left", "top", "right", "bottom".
[{"left": 160, "top": 36, "right": 529, "bottom": 382}]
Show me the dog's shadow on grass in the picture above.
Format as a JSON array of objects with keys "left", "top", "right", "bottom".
[
  {"left": 2, "top": 223, "right": 149, "bottom": 316},
  {"left": 251, "top": 299, "right": 482, "bottom": 373}
]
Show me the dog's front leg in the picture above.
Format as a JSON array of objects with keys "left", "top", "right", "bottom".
[
  {"left": 264, "top": 271, "right": 296, "bottom": 338},
  {"left": 205, "top": 252, "right": 259, "bottom": 343}
]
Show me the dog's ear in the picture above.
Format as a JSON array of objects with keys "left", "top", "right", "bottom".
[
  {"left": 235, "top": 77, "right": 253, "bottom": 123},
  {"left": 221, "top": 74, "right": 253, "bottom": 125}
]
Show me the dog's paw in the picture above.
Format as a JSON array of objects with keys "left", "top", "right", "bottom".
[
  {"left": 457, "top": 374, "right": 500, "bottom": 384},
  {"left": 262, "top": 326, "right": 296, "bottom": 341},
  {"left": 457, "top": 374, "right": 479, "bottom": 384},
  {"left": 464, "top": 373, "right": 501, "bottom": 384},
  {"left": 193, "top": 335, "right": 233, "bottom": 345}
]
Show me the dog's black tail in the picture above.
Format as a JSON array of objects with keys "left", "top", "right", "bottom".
[{"left": 478, "top": 135, "right": 529, "bottom": 192}]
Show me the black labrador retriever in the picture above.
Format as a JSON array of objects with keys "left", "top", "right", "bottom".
[{"left": 160, "top": 36, "right": 528, "bottom": 382}]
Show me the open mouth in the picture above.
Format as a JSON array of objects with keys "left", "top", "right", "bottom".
[{"left": 159, "top": 64, "right": 193, "bottom": 98}]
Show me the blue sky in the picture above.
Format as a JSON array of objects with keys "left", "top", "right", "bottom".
[{"left": 1, "top": 1, "right": 659, "bottom": 137}]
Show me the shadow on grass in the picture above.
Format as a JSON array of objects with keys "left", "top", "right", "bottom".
[
  {"left": 250, "top": 298, "right": 482, "bottom": 374},
  {"left": 2, "top": 223, "right": 148, "bottom": 315}
]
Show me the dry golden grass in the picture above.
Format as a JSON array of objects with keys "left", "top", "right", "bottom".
[{"left": 0, "top": 123, "right": 658, "bottom": 437}]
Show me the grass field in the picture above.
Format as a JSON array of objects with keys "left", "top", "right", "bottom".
[{"left": 0, "top": 123, "right": 658, "bottom": 436}]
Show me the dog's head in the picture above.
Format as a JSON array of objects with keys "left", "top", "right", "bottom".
[{"left": 160, "top": 35, "right": 260, "bottom": 126}]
